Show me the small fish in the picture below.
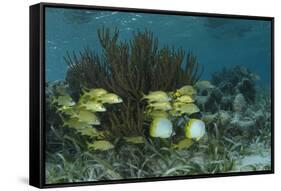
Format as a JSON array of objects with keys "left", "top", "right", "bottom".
[
  {"left": 174, "top": 103, "right": 200, "bottom": 115},
  {"left": 124, "top": 136, "right": 145, "bottom": 144},
  {"left": 173, "top": 91, "right": 182, "bottom": 98},
  {"left": 74, "top": 110, "right": 101, "bottom": 125},
  {"left": 142, "top": 91, "right": 171, "bottom": 102},
  {"left": 173, "top": 101, "right": 197, "bottom": 110},
  {"left": 147, "top": 102, "right": 172, "bottom": 111},
  {"left": 57, "top": 105, "right": 76, "bottom": 115},
  {"left": 80, "top": 101, "right": 106, "bottom": 112},
  {"left": 185, "top": 119, "right": 206, "bottom": 141},
  {"left": 77, "top": 128, "right": 110, "bottom": 138},
  {"left": 97, "top": 93, "right": 123, "bottom": 104},
  {"left": 150, "top": 117, "right": 173, "bottom": 138},
  {"left": 52, "top": 95, "right": 75, "bottom": 107},
  {"left": 172, "top": 139, "right": 194, "bottom": 150},
  {"left": 78, "top": 88, "right": 108, "bottom": 104},
  {"left": 175, "top": 95, "right": 194, "bottom": 103},
  {"left": 175, "top": 85, "right": 197, "bottom": 97},
  {"left": 146, "top": 110, "right": 169, "bottom": 118},
  {"left": 77, "top": 94, "right": 90, "bottom": 104},
  {"left": 88, "top": 140, "right": 114, "bottom": 151},
  {"left": 84, "top": 88, "right": 108, "bottom": 98},
  {"left": 76, "top": 127, "right": 98, "bottom": 137},
  {"left": 63, "top": 118, "right": 91, "bottom": 130},
  {"left": 172, "top": 101, "right": 186, "bottom": 108},
  {"left": 194, "top": 80, "right": 215, "bottom": 90}
]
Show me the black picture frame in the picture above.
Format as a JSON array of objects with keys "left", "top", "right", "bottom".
[{"left": 30, "top": 2, "right": 274, "bottom": 189}]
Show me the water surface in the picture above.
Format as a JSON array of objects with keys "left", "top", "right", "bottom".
[{"left": 45, "top": 8, "right": 271, "bottom": 86}]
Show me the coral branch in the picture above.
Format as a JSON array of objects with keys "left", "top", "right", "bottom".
[{"left": 65, "top": 27, "right": 203, "bottom": 137}]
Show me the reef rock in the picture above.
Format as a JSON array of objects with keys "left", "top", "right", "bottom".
[
  {"left": 230, "top": 117, "right": 255, "bottom": 130},
  {"left": 195, "top": 86, "right": 223, "bottom": 113},
  {"left": 220, "top": 96, "right": 233, "bottom": 111},
  {"left": 217, "top": 110, "right": 231, "bottom": 126},
  {"left": 233, "top": 93, "right": 247, "bottom": 114},
  {"left": 211, "top": 66, "right": 258, "bottom": 103},
  {"left": 254, "top": 109, "right": 265, "bottom": 122},
  {"left": 235, "top": 78, "right": 256, "bottom": 103}
]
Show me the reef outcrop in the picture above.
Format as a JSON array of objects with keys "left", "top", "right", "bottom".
[{"left": 196, "top": 66, "right": 268, "bottom": 137}]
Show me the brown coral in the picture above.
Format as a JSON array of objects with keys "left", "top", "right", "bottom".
[{"left": 64, "top": 27, "right": 203, "bottom": 137}]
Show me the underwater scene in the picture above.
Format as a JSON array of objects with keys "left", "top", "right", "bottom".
[{"left": 44, "top": 7, "right": 272, "bottom": 184}]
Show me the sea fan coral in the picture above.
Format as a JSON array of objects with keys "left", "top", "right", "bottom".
[{"left": 64, "top": 27, "right": 203, "bottom": 137}]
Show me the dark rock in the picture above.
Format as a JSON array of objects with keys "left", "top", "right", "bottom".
[
  {"left": 233, "top": 93, "right": 247, "bottom": 113},
  {"left": 235, "top": 78, "right": 256, "bottom": 102},
  {"left": 220, "top": 96, "right": 233, "bottom": 110},
  {"left": 211, "top": 65, "right": 258, "bottom": 106}
]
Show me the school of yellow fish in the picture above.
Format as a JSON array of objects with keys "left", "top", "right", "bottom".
[
  {"left": 143, "top": 84, "right": 206, "bottom": 149},
  {"left": 53, "top": 88, "right": 123, "bottom": 151},
  {"left": 53, "top": 81, "right": 209, "bottom": 151}
]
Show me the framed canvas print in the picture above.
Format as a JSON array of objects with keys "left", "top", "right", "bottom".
[{"left": 29, "top": 2, "right": 274, "bottom": 188}]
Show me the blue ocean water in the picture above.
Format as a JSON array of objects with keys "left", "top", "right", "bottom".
[{"left": 45, "top": 7, "right": 272, "bottom": 87}]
